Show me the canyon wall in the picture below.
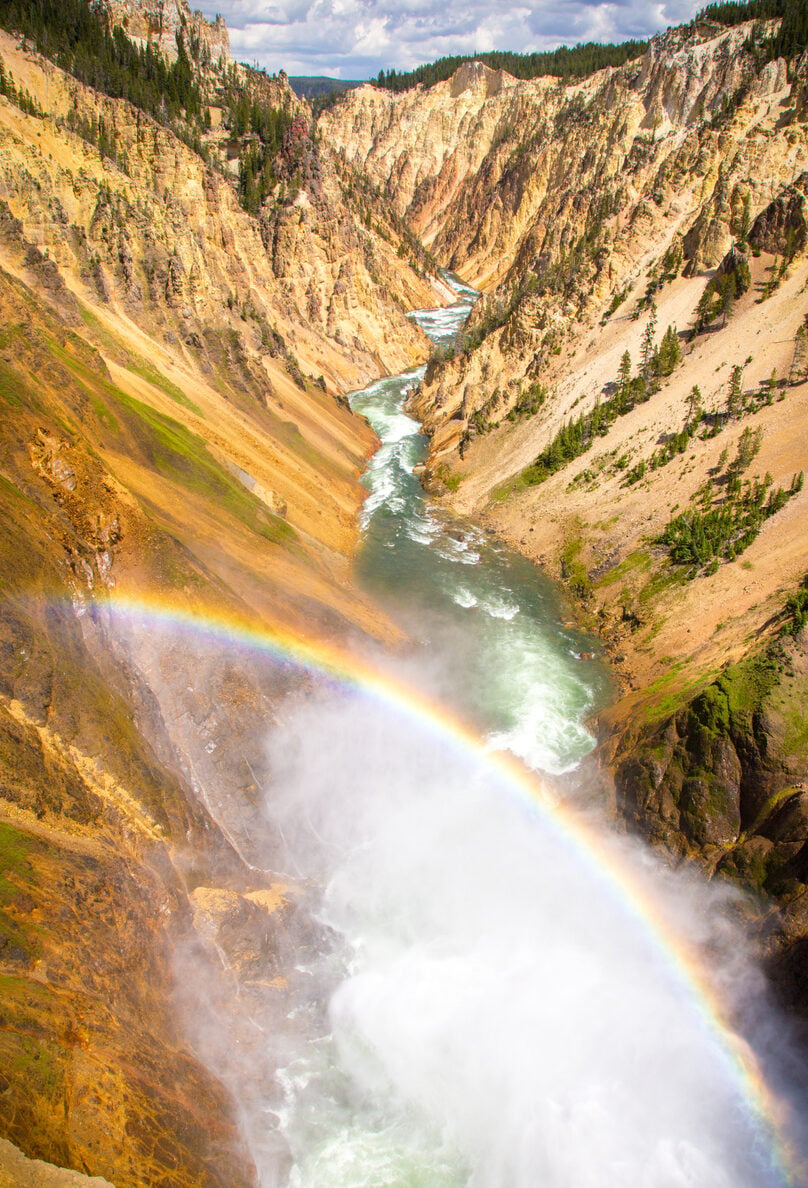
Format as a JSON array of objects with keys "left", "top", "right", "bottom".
[
  {"left": 102, "top": 0, "right": 232, "bottom": 65},
  {"left": 0, "top": 6, "right": 445, "bottom": 1182},
  {"left": 324, "top": 19, "right": 808, "bottom": 1003}
]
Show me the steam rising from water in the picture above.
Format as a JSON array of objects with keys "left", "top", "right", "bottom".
[
  {"left": 256, "top": 277, "right": 800, "bottom": 1186},
  {"left": 265, "top": 687, "right": 790, "bottom": 1188}
]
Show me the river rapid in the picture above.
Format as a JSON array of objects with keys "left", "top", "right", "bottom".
[
  {"left": 262, "top": 277, "right": 799, "bottom": 1188},
  {"left": 352, "top": 276, "right": 610, "bottom": 774}
]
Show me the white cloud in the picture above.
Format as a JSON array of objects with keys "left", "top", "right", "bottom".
[{"left": 200, "top": 0, "right": 704, "bottom": 78}]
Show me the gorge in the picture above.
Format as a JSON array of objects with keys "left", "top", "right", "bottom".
[
  {"left": 249, "top": 279, "right": 806, "bottom": 1186},
  {"left": 0, "top": 0, "right": 808, "bottom": 1184}
]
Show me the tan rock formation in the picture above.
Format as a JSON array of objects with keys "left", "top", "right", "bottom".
[
  {"left": 324, "top": 22, "right": 808, "bottom": 684},
  {"left": 0, "top": 14, "right": 443, "bottom": 1184},
  {"left": 0, "top": 1137, "right": 114, "bottom": 1187},
  {"left": 103, "top": 0, "right": 230, "bottom": 65},
  {"left": 5, "top": 1, "right": 808, "bottom": 1178}
]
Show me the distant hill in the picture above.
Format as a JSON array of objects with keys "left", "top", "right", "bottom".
[{"left": 288, "top": 75, "right": 363, "bottom": 98}]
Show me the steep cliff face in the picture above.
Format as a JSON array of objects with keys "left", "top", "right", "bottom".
[
  {"left": 0, "top": 11, "right": 446, "bottom": 1184},
  {"left": 325, "top": 24, "right": 805, "bottom": 418},
  {"left": 414, "top": 31, "right": 802, "bottom": 431},
  {"left": 324, "top": 30, "right": 790, "bottom": 287},
  {"left": 320, "top": 62, "right": 526, "bottom": 261},
  {"left": 102, "top": 0, "right": 231, "bottom": 65},
  {"left": 323, "top": 20, "right": 808, "bottom": 685},
  {"left": 0, "top": 262, "right": 263, "bottom": 1184},
  {"left": 0, "top": 32, "right": 436, "bottom": 395},
  {"left": 606, "top": 616, "right": 808, "bottom": 1019},
  {"left": 323, "top": 20, "right": 808, "bottom": 992}
]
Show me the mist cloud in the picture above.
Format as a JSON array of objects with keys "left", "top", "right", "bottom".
[
  {"left": 255, "top": 682, "right": 805, "bottom": 1187},
  {"left": 197, "top": 0, "right": 703, "bottom": 78}
]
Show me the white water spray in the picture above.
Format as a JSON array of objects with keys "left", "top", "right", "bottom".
[{"left": 264, "top": 686, "right": 792, "bottom": 1188}]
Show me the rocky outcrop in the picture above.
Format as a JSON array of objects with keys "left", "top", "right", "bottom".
[
  {"left": 319, "top": 64, "right": 524, "bottom": 258},
  {"left": 748, "top": 171, "right": 808, "bottom": 256},
  {"left": 611, "top": 630, "right": 808, "bottom": 1009},
  {"left": 0, "top": 1137, "right": 115, "bottom": 1187},
  {"left": 103, "top": 0, "right": 230, "bottom": 65}
]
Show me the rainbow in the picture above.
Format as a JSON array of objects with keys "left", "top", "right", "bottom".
[{"left": 87, "top": 591, "right": 801, "bottom": 1184}]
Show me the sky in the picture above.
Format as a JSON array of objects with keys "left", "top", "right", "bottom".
[{"left": 196, "top": 0, "right": 706, "bottom": 80}]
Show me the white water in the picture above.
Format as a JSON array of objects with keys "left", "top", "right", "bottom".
[
  {"left": 252, "top": 277, "right": 804, "bottom": 1186},
  {"left": 268, "top": 686, "right": 801, "bottom": 1188}
]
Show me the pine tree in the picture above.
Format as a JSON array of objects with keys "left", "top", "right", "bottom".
[
  {"left": 719, "top": 271, "right": 737, "bottom": 326},
  {"left": 617, "top": 349, "right": 632, "bottom": 408},
  {"left": 789, "top": 323, "right": 808, "bottom": 384},
  {"left": 726, "top": 365, "right": 744, "bottom": 418},
  {"left": 732, "top": 425, "right": 763, "bottom": 473},
  {"left": 640, "top": 303, "right": 658, "bottom": 383},
  {"left": 739, "top": 193, "right": 751, "bottom": 244},
  {"left": 694, "top": 284, "right": 716, "bottom": 333},
  {"left": 655, "top": 324, "right": 681, "bottom": 376},
  {"left": 661, "top": 239, "right": 683, "bottom": 279},
  {"left": 767, "top": 367, "right": 778, "bottom": 403},
  {"left": 686, "top": 384, "right": 702, "bottom": 429}
]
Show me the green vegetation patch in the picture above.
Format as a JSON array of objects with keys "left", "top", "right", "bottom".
[
  {"left": 781, "top": 706, "right": 808, "bottom": 756},
  {"left": 3, "top": 1032, "right": 62, "bottom": 1097},
  {"left": 47, "top": 339, "right": 123, "bottom": 433},
  {"left": 593, "top": 549, "right": 652, "bottom": 589},
  {"left": 0, "top": 356, "right": 44, "bottom": 415},
  {"left": 657, "top": 470, "right": 803, "bottom": 577},
  {"left": 560, "top": 537, "right": 591, "bottom": 601},
  {"left": 637, "top": 561, "right": 688, "bottom": 607},
  {"left": 0, "top": 975, "right": 66, "bottom": 1108},
  {"left": 717, "top": 652, "right": 779, "bottom": 722},
  {"left": 127, "top": 358, "right": 202, "bottom": 416},
  {"left": 0, "top": 820, "right": 32, "bottom": 902},
  {"left": 490, "top": 472, "right": 532, "bottom": 504},
  {"left": 641, "top": 666, "right": 716, "bottom": 724},
  {"left": 371, "top": 39, "right": 648, "bottom": 93},
  {"left": 641, "top": 649, "right": 778, "bottom": 736},
  {"left": 783, "top": 581, "right": 808, "bottom": 636},
  {"left": 434, "top": 464, "right": 463, "bottom": 492},
  {"left": 78, "top": 306, "right": 203, "bottom": 415},
  {"left": 0, "top": 822, "right": 39, "bottom": 962},
  {"left": 111, "top": 391, "right": 296, "bottom": 546}
]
